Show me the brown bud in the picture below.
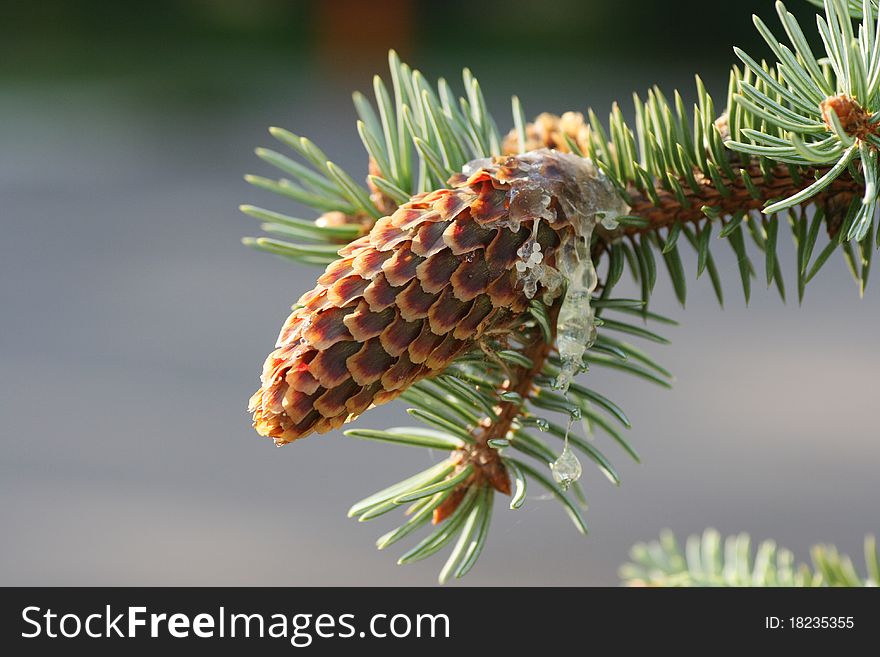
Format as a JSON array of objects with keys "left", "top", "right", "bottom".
[
  {"left": 367, "top": 158, "right": 399, "bottom": 216},
  {"left": 432, "top": 487, "right": 467, "bottom": 524},
  {"left": 502, "top": 111, "right": 591, "bottom": 155},
  {"left": 315, "top": 210, "right": 374, "bottom": 238},
  {"left": 820, "top": 93, "right": 873, "bottom": 141}
]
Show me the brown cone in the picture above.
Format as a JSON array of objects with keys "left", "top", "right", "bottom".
[{"left": 250, "top": 150, "right": 594, "bottom": 445}]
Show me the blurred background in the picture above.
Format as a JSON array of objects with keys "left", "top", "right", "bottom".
[{"left": 2, "top": 0, "right": 877, "bottom": 586}]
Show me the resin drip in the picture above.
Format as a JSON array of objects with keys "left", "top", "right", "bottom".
[
  {"left": 553, "top": 231, "right": 598, "bottom": 392},
  {"left": 469, "top": 150, "right": 632, "bottom": 392},
  {"left": 462, "top": 150, "right": 629, "bottom": 342},
  {"left": 460, "top": 150, "right": 629, "bottom": 488},
  {"left": 550, "top": 413, "right": 583, "bottom": 490},
  {"left": 515, "top": 219, "right": 547, "bottom": 300}
]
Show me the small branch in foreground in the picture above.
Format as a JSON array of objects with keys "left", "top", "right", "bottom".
[{"left": 435, "top": 300, "right": 562, "bottom": 522}]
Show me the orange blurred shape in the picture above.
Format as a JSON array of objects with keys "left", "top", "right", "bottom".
[{"left": 315, "top": 0, "right": 413, "bottom": 79}]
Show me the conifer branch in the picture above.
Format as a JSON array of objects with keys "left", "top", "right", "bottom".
[
  {"left": 621, "top": 163, "right": 861, "bottom": 236},
  {"left": 239, "top": 0, "right": 876, "bottom": 581},
  {"left": 622, "top": 529, "right": 879, "bottom": 587}
]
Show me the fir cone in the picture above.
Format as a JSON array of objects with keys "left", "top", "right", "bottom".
[
  {"left": 250, "top": 150, "right": 613, "bottom": 444},
  {"left": 502, "top": 111, "right": 592, "bottom": 156}
]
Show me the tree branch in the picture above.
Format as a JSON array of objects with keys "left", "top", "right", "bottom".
[
  {"left": 620, "top": 163, "right": 862, "bottom": 236},
  {"left": 433, "top": 299, "right": 562, "bottom": 522}
]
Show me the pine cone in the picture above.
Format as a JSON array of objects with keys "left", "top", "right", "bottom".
[
  {"left": 502, "top": 111, "right": 592, "bottom": 156},
  {"left": 250, "top": 150, "right": 606, "bottom": 444}
]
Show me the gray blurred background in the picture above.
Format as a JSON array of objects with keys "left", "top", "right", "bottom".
[{"left": 2, "top": 0, "right": 877, "bottom": 586}]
